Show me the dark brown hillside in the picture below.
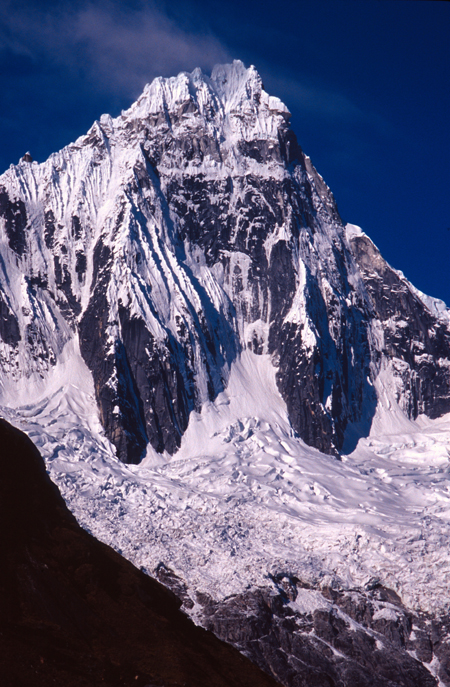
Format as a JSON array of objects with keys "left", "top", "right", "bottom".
[{"left": 0, "top": 418, "right": 281, "bottom": 687}]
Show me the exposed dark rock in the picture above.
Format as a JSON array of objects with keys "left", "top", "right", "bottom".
[
  {"left": 349, "top": 233, "right": 450, "bottom": 420},
  {"left": 154, "top": 562, "right": 195, "bottom": 610},
  {"left": 79, "top": 242, "right": 149, "bottom": 464},
  {"left": 0, "top": 188, "right": 27, "bottom": 256},
  {"left": 277, "top": 125, "right": 303, "bottom": 166},
  {"left": 238, "top": 139, "right": 283, "bottom": 164},
  {"left": 75, "top": 250, "right": 87, "bottom": 279},
  {"left": 71, "top": 215, "right": 83, "bottom": 240},
  {"left": 0, "top": 291, "right": 21, "bottom": 346},
  {"left": 273, "top": 321, "right": 338, "bottom": 454},
  {"left": 0, "top": 418, "right": 281, "bottom": 687},
  {"left": 118, "top": 308, "right": 192, "bottom": 456},
  {"left": 53, "top": 254, "right": 81, "bottom": 319},
  {"left": 25, "top": 320, "right": 57, "bottom": 367},
  {"left": 44, "top": 209, "right": 56, "bottom": 249},
  {"left": 195, "top": 580, "right": 439, "bottom": 687}
]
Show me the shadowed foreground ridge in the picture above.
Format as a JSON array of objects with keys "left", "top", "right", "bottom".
[{"left": 0, "top": 418, "right": 281, "bottom": 687}]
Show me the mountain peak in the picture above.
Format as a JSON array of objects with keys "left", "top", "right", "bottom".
[
  {"left": 1, "top": 58, "right": 450, "bottom": 464},
  {"left": 210, "top": 59, "right": 260, "bottom": 98},
  {"left": 121, "top": 60, "right": 290, "bottom": 131},
  {"left": 2, "top": 60, "right": 450, "bottom": 687}
]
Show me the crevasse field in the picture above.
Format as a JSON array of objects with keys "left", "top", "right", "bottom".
[{"left": 3, "top": 335, "right": 450, "bottom": 617}]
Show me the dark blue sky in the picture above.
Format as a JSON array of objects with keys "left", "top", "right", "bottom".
[{"left": 1, "top": 0, "right": 449, "bottom": 303}]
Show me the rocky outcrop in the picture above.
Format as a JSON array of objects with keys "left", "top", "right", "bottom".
[
  {"left": 0, "top": 187, "right": 27, "bottom": 256},
  {"left": 0, "top": 291, "right": 20, "bottom": 346},
  {"left": 348, "top": 230, "right": 450, "bottom": 420},
  {"left": 182, "top": 573, "right": 443, "bottom": 687}
]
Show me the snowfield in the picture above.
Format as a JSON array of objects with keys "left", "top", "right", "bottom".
[{"left": 3, "top": 341, "right": 450, "bottom": 616}]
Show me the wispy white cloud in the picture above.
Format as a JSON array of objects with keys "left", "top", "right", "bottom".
[
  {"left": 264, "top": 72, "right": 391, "bottom": 134},
  {"left": 0, "top": 1, "right": 230, "bottom": 98}
]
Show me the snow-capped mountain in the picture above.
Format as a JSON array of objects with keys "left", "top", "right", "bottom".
[{"left": 2, "top": 60, "right": 450, "bottom": 686}]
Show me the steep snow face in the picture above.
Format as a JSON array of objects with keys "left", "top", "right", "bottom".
[
  {"left": 0, "top": 60, "right": 450, "bottom": 466},
  {"left": 0, "top": 60, "right": 379, "bottom": 461}
]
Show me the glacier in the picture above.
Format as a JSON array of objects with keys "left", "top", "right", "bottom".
[{"left": 2, "top": 343, "right": 450, "bottom": 616}]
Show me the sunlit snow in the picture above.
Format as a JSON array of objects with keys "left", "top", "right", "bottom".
[
  {"left": 1, "top": 61, "right": 450, "bottom": 627},
  {"left": 2, "top": 344, "right": 450, "bottom": 615}
]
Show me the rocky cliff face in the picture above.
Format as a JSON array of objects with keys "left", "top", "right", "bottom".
[
  {"left": 347, "top": 226, "right": 450, "bottom": 421},
  {"left": 2, "top": 61, "right": 450, "bottom": 687},
  {"left": 0, "top": 60, "right": 449, "bottom": 464},
  {"left": 157, "top": 565, "right": 450, "bottom": 687}
]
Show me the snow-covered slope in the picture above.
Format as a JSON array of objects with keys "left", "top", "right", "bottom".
[
  {"left": 2, "top": 61, "right": 449, "bottom": 464},
  {"left": 2, "top": 60, "right": 450, "bottom": 686},
  {"left": 0, "top": 60, "right": 380, "bottom": 462},
  {"left": 3, "top": 345, "right": 450, "bottom": 683},
  {"left": 3, "top": 348, "right": 450, "bottom": 614}
]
